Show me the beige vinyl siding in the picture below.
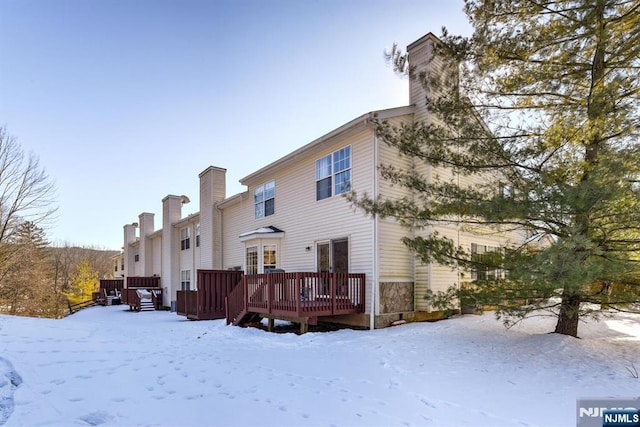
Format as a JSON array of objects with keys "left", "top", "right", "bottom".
[
  {"left": 414, "top": 261, "right": 430, "bottom": 311},
  {"left": 419, "top": 224, "right": 461, "bottom": 304},
  {"left": 408, "top": 34, "right": 446, "bottom": 125},
  {"left": 220, "top": 126, "right": 377, "bottom": 313},
  {"left": 377, "top": 216, "right": 413, "bottom": 281},
  {"left": 376, "top": 117, "right": 415, "bottom": 282}
]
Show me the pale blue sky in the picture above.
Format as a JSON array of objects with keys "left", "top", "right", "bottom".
[{"left": 0, "top": 0, "right": 471, "bottom": 250}]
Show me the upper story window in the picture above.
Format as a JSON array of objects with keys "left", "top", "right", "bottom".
[
  {"left": 254, "top": 180, "right": 275, "bottom": 219},
  {"left": 180, "top": 227, "right": 191, "bottom": 250},
  {"left": 471, "top": 243, "right": 503, "bottom": 281},
  {"left": 195, "top": 223, "right": 201, "bottom": 247},
  {"left": 134, "top": 247, "right": 139, "bottom": 262},
  {"left": 316, "top": 146, "right": 351, "bottom": 201}
]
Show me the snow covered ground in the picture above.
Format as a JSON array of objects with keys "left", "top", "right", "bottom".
[{"left": 0, "top": 306, "right": 638, "bottom": 427}]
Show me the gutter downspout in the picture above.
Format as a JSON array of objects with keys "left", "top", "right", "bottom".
[
  {"left": 192, "top": 221, "right": 197, "bottom": 291},
  {"left": 370, "top": 122, "right": 379, "bottom": 331}
]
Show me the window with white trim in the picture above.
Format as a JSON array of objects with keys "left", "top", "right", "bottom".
[
  {"left": 195, "top": 223, "right": 200, "bottom": 247},
  {"left": 180, "top": 227, "right": 191, "bottom": 250},
  {"left": 316, "top": 146, "right": 351, "bottom": 201},
  {"left": 471, "top": 243, "right": 503, "bottom": 281},
  {"left": 181, "top": 270, "right": 191, "bottom": 291},
  {"left": 246, "top": 246, "right": 258, "bottom": 275},
  {"left": 254, "top": 181, "right": 275, "bottom": 219},
  {"left": 263, "top": 244, "right": 277, "bottom": 271}
]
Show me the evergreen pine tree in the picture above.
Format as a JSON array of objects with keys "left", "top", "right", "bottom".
[{"left": 351, "top": 0, "right": 640, "bottom": 337}]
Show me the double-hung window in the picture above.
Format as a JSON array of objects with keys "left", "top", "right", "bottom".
[
  {"left": 254, "top": 181, "right": 275, "bottom": 219},
  {"left": 471, "top": 243, "right": 502, "bottom": 281},
  {"left": 180, "top": 227, "right": 191, "bottom": 250},
  {"left": 245, "top": 245, "right": 278, "bottom": 274},
  {"left": 181, "top": 270, "right": 191, "bottom": 291},
  {"left": 316, "top": 146, "right": 351, "bottom": 201},
  {"left": 246, "top": 246, "right": 258, "bottom": 275},
  {"left": 263, "top": 245, "right": 277, "bottom": 271},
  {"left": 195, "top": 223, "right": 201, "bottom": 247}
]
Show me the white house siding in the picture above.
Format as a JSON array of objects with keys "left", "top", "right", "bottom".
[
  {"left": 176, "top": 220, "right": 199, "bottom": 290},
  {"left": 220, "top": 194, "right": 253, "bottom": 270},
  {"left": 198, "top": 166, "right": 227, "bottom": 270},
  {"left": 151, "top": 235, "right": 162, "bottom": 277}
]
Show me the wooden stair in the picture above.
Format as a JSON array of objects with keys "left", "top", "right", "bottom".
[
  {"left": 232, "top": 309, "right": 261, "bottom": 326},
  {"left": 139, "top": 299, "right": 155, "bottom": 312}
]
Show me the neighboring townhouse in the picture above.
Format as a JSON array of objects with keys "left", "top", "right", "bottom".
[{"left": 116, "top": 32, "right": 524, "bottom": 328}]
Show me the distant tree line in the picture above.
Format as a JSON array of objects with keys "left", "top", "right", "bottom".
[
  {"left": 0, "top": 126, "right": 117, "bottom": 317},
  {"left": 0, "top": 224, "right": 117, "bottom": 317}
]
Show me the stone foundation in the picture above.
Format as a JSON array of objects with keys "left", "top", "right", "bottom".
[{"left": 379, "top": 282, "right": 414, "bottom": 313}]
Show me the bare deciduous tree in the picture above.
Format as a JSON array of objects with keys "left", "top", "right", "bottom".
[{"left": 0, "top": 126, "right": 57, "bottom": 244}]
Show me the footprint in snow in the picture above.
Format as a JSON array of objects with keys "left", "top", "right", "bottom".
[
  {"left": 420, "top": 398, "right": 436, "bottom": 408},
  {"left": 78, "top": 411, "right": 114, "bottom": 426},
  {"left": 51, "top": 379, "right": 65, "bottom": 385}
]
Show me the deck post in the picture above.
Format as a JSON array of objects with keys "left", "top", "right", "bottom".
[
  {"left": 295, "top": 273, "right": 301, "bottom": 317},
  {"left": 266, "top": 273, "right": 272, "bottom": 315},
  {"left": 243, "top": 277, "right": 248, "bottom": 312},
  {"left": 331, "top": 273, "right": 337, "bottom": 315},
  {"left": 268, "top": 318, "right": 274, "bottom": 332},
  {"left": 299, "top": 320, "right": 308, "bottom": 334}
]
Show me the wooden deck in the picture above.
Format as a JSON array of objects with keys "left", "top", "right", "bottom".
[
  {"left": 176, "top": 270, "right": 365, "bottom": 332},
  {"left": 121, "top": 287, "right": 163, "bottom": 311},
  {"left": 177, "top": 270, "right": 243, "bottom": 320},
  {"left": 121, "top": 276, "right": 162, "bottom": 311},
  {"left": 227, "top": 272, "right": 366, "bottom": 330}
]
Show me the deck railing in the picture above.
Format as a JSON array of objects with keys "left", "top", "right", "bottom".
[
  {"left": 176, "top": 270, "right": 244, "bottom": 320},
  {"left": 176, "top": 290, "right": 198, "bottom": 317},
  {"left": 126, "top": 276, "right": 160, "bottom": 288},
  {"left": 225, "top": 281, "right": 246, "bottom": 325},
  {"left": 244, "top": 272, "right": 365, "bottom": 318},
  {"left": 122, "top": 287, "right": 163, "bottom": 311},
  {"left": 99, "top": 279, "right": 124, "bottom": 292}
]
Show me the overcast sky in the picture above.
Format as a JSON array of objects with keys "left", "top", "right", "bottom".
[{"left": 0, "top": 0, "right": 471, "bottom": 250}]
